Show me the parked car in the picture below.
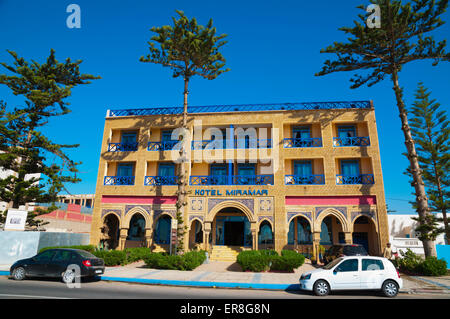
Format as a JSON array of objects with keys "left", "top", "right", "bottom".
[
  {"left": 10, "top": 248, "right": 105, "bottom": 284},
  {"left": 299, "top": 256, "right": 402, "bottom": 297},
  {"left": 322, "top": 244, "right": 368, "bottom": 264}
]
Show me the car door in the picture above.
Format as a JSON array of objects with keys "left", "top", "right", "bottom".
[
  {"left": 331, "top": 258, "right": 361, "bottom": 290},
  {"left": 47, "top": 250, "right": 72, "bottom": 277},
  {"left": 27, "top": 250, "right": 56, "bottom": 276},
  {"left": 360, "top": 258, "right": 385, "bottom": 289}
]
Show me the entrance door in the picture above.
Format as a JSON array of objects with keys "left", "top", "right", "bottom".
[
  {"left": 353, "top": 232, "right": 369, "bottom": 253},
  {"left": 224, "top": 221, "right": 244, "bottom": 246}
]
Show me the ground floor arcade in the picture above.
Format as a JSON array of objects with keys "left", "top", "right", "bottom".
[{"left": 93, "top": 194, "right": 387, "bottom": 258}]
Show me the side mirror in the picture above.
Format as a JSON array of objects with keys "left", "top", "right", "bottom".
[{"left": 333, "top": 268, "right": 340, "bottom": 274}]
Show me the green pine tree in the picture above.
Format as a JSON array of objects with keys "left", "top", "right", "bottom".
[
  {"left": 408, "top": 83, "right": 449, "bottom": 243},
  {"left": 140, "top": 10, "right": 229, "bottom": 253},
  {"left": 0, "top": 49, "right": 100, "bottom": 229},
  {"left": 315, "top": 0, "right": 450, "bottom": 257}
]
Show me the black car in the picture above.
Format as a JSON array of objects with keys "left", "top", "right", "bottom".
[
  {"left": 10, "top": 248, "right": 105, "bottom": 283},
  {"left": 322, "top": 244, "right": 368, "bottom": 265}
]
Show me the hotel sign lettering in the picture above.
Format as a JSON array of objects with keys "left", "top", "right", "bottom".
[{"left": 194, "top": 189, "right": 268, "bottom": 196}]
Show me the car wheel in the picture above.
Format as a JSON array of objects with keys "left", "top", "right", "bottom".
[
  {"left": 12, "top": 267, "right": 26, "bottom": 281},
  {"left": 62, "top": 270, "right": 75, "bottom": 284},
  {"left": 313, "top": 280, "right": 330, "bottom": 296},
  {"left": 381, "top": 280, "right": 399, "bottom": 297}
]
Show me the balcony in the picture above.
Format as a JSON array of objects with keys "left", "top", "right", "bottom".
[
  {"left": 147, "top": 141, "right": 180, "bottom": 151},
  {"left": 191, "top": 139, "right": 272, "bottom": 150},
  {"left": 283, "top": 138, "right": 322, "bottom": 148},
  {"left": 108, "top": 142, "right": 138, "bottom": 152},
  {"left": 104, "top": 176, "right": 135, "bottom": 186},
  {"left": 333, "top": 136, "right": 370, "bottom": 147},
  {"left": 336, "top": 174, "right": 374, "bottom": 185},
  {"left": 190, "top": 175, "right": 274, "bottom": 186},
  {"left": 285, "top": 174, "right": 325, "bottom": 185},
  {"left": 144, "top": 176, "right": 178, "bottom": 186}
]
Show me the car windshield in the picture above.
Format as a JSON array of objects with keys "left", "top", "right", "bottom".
[
  {"left": 322, "top": 257, "right": 343, "bottom": 270},
  {"left": 76, "top": 250, "right": 96, "bottom": 258},
  {"left": 343, "top": 245, "right": 367, "bottom": 255}
]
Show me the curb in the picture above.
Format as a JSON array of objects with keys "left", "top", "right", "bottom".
[{"left": 100, "top": 276, "right": 300, "bottom": 291}]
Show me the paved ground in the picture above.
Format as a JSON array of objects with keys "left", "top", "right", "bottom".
[{"left": 1, "top": 260, "right": 449, "bottom": 295}]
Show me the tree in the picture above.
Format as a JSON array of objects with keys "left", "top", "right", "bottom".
[
  {"left": 140, "top": 10, "right": 229, "bottom": 253},
  {"left": 407, "top": 82, "right": 449, "bottom": 243},
  {"left": 0, "top": 49, "right": 100, "bottom": 229},
  {"left": 315, "top": 0, "right": 450, "bottom": 257}
]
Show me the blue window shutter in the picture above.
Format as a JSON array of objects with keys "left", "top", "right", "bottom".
[
  {"left": 294, "top": 160, "right": 312, "bottom": 176},
  {"left": 117, "top": 164, "right": 133, "bottom": 176},
  {"left": 158, "top": 163, "right": 175, "bottom": 176}
]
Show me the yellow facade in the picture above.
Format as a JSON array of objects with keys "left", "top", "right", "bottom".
[{"left": 90, "top": 102, "right": 389, "bottom": 258}]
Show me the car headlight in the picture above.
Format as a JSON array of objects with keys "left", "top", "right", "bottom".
[{"left": 301, "top": 273, "right": 311, "bottom": 280}]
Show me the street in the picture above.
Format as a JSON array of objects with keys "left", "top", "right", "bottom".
[{"left": 0, "top": 276, "right": 448, "bottom": 299}]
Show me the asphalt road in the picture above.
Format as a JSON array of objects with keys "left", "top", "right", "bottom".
[{"left": 0, "top": 276, "right": 448, "bottom": 299}]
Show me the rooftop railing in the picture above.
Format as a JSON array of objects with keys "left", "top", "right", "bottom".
[{"left": 108, "top": 101, "right": 372, "bottom": 117}]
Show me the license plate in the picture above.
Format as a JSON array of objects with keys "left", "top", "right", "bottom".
[{"left": 95, "top": 270, "right": 103, "bottom": 274}]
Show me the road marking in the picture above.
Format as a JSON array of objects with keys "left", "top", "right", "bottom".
[{"left": 0, "top": 294, "right": 74, "bottom": 299}]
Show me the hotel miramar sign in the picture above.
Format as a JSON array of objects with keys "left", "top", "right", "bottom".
[{"left": 194, "top": 189, "right": 269, "bottom": 196}]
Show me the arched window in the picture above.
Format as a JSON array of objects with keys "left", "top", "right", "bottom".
[
  {"left": 155, "top": 215, "right": 171, "bottom": 244},
  {"left": 127, "top": 214, "right": 145, "bottom": 241},
  {"left": 258, "top": 221, "right": 273, "bottom": 245},
  {"left": 297, "top": 218, "right": 312, "bottom": 244}
]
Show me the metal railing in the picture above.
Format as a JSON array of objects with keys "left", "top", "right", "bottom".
[
  {"left": 283, "top": 138, "right": 322, "bottom": 148},
  {"left": 336, "top": 174, "right": 374, "bottom": 185},
  {"left": 104, "top": 176, "right": 135, "bottom": 186},
  {"left": 191, "top": 139, "right": 272, "bottom": 150},
  {"left": 190, "top": 175, "right": 274, "bottom": 186},
  {"left": 285, "top": 175, "right": 325, "bottom": 185},
  {"left": 333, "top": 136, "right": 370, "bottom": 147},
  {"left": 147, "top": 141, "right": 181, "bottom": 151},
  {"left": 108, "top": 142, "right": 138, "bottom": 152},
  {"left": 144, "top": 176, "right": 178, "bottom": 186}
]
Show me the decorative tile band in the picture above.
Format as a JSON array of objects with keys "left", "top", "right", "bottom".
[{"left": 101, "top": 209, "right": 122, "bottom": 218}]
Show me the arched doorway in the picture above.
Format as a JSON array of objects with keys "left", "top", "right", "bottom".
[
  {"left": 126, "top": 213, "right": 146, "bottom": 247},
  {"left": 320, "top": 215, "right": 344, "bottom": 248},
  {"left": 189, "top": 219, "right": 204, "bottom": 249},
  {"left": 287, "top": 216, "right": 312, "bottom": 256},
  {"left": 213, "top": 207, "right": 252, "bottom": 247},
  {"left": 258, "top": 220, "right": 274, "bottom": 249},
  {"left": 154, "top": 215, "right": 172, "bottom": 245},
  {"left": 101, "top": 214, "right": 120, "bottom": 250},
  {"left": 352, "top": 215, "right": 378, "bottom": 255}
]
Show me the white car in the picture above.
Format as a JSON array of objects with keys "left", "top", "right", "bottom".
[{"left": 299, "top": 256, "right": 403, "bottom": 297}]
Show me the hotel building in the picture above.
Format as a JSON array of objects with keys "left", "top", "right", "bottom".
[{"left": 90, "top": 101, "right": 389, "bottom": 260}]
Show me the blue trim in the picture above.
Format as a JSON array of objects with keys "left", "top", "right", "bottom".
[
  {"left": 108, "top": 142, "right": 138, "bottom": 152},
  {"left": 108, "top": 101, "right": 372, "bottom": 117},
  {"left": 144, "top": 176, "right": 178, "bottom": 186},
  {"left": 190, "top": 175, "right": 274, "bottom": 186},
  {"left": 104, "top": 176, "right": 135, "bottom": 186},
  {"left": 0, "top": 271, "right": 9, "bottom": 276},
  {"left": 148, "top": 141, "right": 180, "bottom": 151},
  {"left": 285, "top": 175, "right": 325, "bottom": 185},
  {"left": 100, "top": 276, "right": 300, "bottom": 290}
]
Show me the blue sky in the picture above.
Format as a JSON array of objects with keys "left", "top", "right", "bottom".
[{"left": 0, "top": 0, "right": 449, "bottom": 214}]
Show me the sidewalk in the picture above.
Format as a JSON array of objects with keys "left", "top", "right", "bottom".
[{"left": 1, "top": 261, "right": 449, "bottom": 294}]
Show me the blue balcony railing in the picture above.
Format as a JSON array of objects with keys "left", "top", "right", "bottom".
[
  {"left": 108, "top": 142, "right": 138, "bottom": 152},
  {"left": 191, "top": 139, "right": 272, "bottom": 150},
  {"left": 333, "top": 136, "right": 370, "bottom": 147},
  {"left": 285, "top": 174, "right": 325, "bottom": 185},
  {"left": 336, "top": 174, "right": 374, "bottom": 185},
  {"left": 147, "top": 141, "right": 180, "bottom": 151},
  {"left": 283, "top": 138, "right": 322, "bottom": 148},
  {"left": 104, "top": 176, "right": 135, "bottom": 186},
  {"left": 144, "top": 176, "right": 178, "bottom": 186},
  {"left": 190, "top": 175, "right": 274, "bottom": 186}
]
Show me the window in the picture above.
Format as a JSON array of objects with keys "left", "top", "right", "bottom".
[
  {"left": 158, "top": 163, "right": 175, "bottom": 176},
  {"left": 320, "top": 216, "right": 333, "bottom": 245},
  {"left": 121, "top": 132, "right": 137, "bottom": 144},
  {"left": 162, "top": 130, "right": 174, "bottom": 142},
  {"left": 340, "top": 160, "right": 359, "bottom": 176},
  {"left": 337, "top": 125, "right": 356, "bottom": 138},
  {"left": 297, "top": 218, "right": 312, "bottom": 244},
  {"left": 117, "top": 163, "right": 134, "bottom": 177},
  {"left": 258, "top": 221, "right": 274, "bottom": 245},
  {"left": 293, "top": 126, "right": 311, "bottom": 139},
  {"left": 237, "top": 163, "right": 256, "bottom": 176},
  {"left": 335, "top": 259, "right": 359, "bottom": 272},
  {"left": 35, "top": 250, "right": 56, "bottom": 262},
  {"left": 362, "top": 259, "right": 384, "bottom": 271},
  {"left": 52, "top": 250, "right": 72, "bottom": 262},
  {"left": 294, "top": 160, "right": 312, "bottom": 176}
]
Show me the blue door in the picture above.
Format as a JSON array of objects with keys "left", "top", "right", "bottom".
[
  {"left": 117, "top": 163, "right": 133, "bottom": 176},
  {"left": 121, "top": 132, "right": 137, "bottom": 144},
  {"left": 237, "top": 164, "right": 256, "bottom": 184}
]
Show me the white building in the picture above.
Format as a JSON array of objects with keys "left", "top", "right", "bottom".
[
  {"left": 0, "top": 166, "right": 40, "bottom": 212},
  {"left": 388, "top": 212, "right": 447, "bottom": 256}
]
